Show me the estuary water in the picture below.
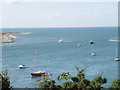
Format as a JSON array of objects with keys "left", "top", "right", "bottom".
[{"left": 2, "top": 27, "right": 118, "bottom": 88}]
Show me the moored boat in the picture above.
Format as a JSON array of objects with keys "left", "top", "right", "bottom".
[
  {"left": 31, "top": 70, "right": 45, "bottom": 76},
  {"left": 77, "top": 43, "right": 80, "bottom": 47},
  {"left": 91, "top": 53, "right": 96, "bottom": 56},
  {"left": 89, "top": 40, "right": 95, "bottom": 44},
  {"left": 31, "top": 50, "right": 46, "bottom": 77},
  {"left": 58, "top": 38, "right": 64, "bottom": 43},
  {"left": 18, "top": 64, "right": 27, "bottom": 69},
  {"left": 114, "top": 57, "right": 120, "bottom": 61}
]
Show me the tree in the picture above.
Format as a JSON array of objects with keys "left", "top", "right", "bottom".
[
  {"left": 35, "top": 73, "right": 59, "bottom": 89},
  {"left": 1, "top": 69, "right": 11, "bottom": 90},
  {"left": 61, "top": 81, "right": 76, "bottom": 89},
  {"left": 57, "top": 72, "right": 71, "bottom": 81},
  {"left": 109, "top": 79, "right": 120, "bottom": 88},
  {"left": 89, "top": 75, "right": 107, "bottom": 89}
]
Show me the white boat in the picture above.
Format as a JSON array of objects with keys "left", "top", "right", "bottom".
[
  {"left": 108, "top": 39, "right": 120, "bottom": 42},
  {"left": 77, "top": 43, "right": 80, "bottom": 47},
  {"left": 18, "top": 64, "right": 27, "bottom": 69},
  {"left": 89, "top": 40, "right": 95, "bottom": 44},
  {"left": 58, "top": 38, "right": 64, "bottom": 43},
  {"left": 31, "top": 70, "right": 45, "bottom": 76},
  {"left": 114, "top": 57, "right": 120, "bottom": 61},
  {"left": 91, "top": 53, "right": 96, "bottom": 56}
]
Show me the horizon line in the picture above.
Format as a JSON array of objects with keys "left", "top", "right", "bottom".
[{"left": 0, "top": 25, "right": 118, "bottom": 29}]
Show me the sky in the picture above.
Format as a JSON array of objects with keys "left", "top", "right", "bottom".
[{"left": 0, "top": 0, "right": 119, "bottom": 28}]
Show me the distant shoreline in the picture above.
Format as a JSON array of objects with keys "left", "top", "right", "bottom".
[
  {"left": 1, "top": 31, "right": 29, "bottom": 34},
  {"left": 0, "top": 31, "right": 29, "bottom": 43}
]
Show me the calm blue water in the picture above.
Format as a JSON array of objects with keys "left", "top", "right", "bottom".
[{"left": 2, "top": 27, "right": 118, "bottom": 88}]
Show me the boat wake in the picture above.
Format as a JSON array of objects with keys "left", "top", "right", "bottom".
[
  {"left": 1, "top": 43, "right": 15, "bottom": 46},
  {"left": 9, "top": 34, "right": 17, "bottom": 38},
  {"left": 21, "top": 32, "right": 31, "bottom": 35},
  {"left": 64, "top": 41, "right": 71, "bottom": 43}
]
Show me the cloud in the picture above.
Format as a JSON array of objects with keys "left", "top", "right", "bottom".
[
  {"left": 36, "top": 13, "right": 64, "bottom": 19},
  {"left": 47, "top": 13, "right": 63, "bottom": 17},
  {"left": 79, "top": 12, "right": 103, "bottom": 17},
  {"left": 3, "top": 0, "right": 19, "bottom": 4}
]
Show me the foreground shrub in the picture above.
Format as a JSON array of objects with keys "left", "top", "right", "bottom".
[
  {"left": 35, "top": 66, "right": 107, "bottom": 89},
  {"left": 1, "top": 69, "right": 11, "bottom": 90},
  {"left": 109, "top": 79, "right": 120, "bottom": 88}
]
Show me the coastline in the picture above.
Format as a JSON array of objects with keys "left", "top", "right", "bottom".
[{"left": 0, "top": 31, "right": 29, "bottom": 43}]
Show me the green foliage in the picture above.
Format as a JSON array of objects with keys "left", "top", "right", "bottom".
[
  {"left": 35, "top": 66, "right": 108, "bottom": 89},
  {"left": 57, "top": 72, "right": 71, "bottom": 81},
  {"left": 71, "top": 77, "right": 79, "bottom": 82},
  {"left": 61, "top": 81, "right": 76, "bottom": 89},
  {"left": 77, "top": 79, "right": 90, "bottom": 88},
  {"left": 76, "top": 71, "right": 85, "bottom": 80},
  {"left": 74, "top": 66, "right": 88, "bottom": 73},
  {"left": 35, "top": 73, "right": 57, "bottom": 89},
  {"left": 109, "top": 79, "right": 120, "bottom": 88},
  {"left": 89, "top": 74, "right": 107, "bottom": 89},
  {"left": 1, "top": 69, "right": 11, "bottom": 90}
]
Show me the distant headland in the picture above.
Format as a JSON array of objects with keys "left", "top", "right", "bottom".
[{"left": 0, "top": 31, "right": 29, "bottom": 43}]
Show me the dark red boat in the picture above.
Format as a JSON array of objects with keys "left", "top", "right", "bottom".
[{"left": 31, "top": 71, "right": 45, "bottom": 76}]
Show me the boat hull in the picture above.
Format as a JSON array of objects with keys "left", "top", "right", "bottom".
[
  {"left": 19, "top": 67, "right": 27, "bottom": 69},
  {"left": 115, "top": 58, "right": 120, "bottom": 61},
  {"left": 18, "top": 65, "right": 27, "bottom": 69},
  {"left": 31, "top": 73, "right": 45, "bottom": 76}
]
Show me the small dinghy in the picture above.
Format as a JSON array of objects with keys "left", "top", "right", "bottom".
[
  {"left": 91, "top": 53, "right": 96, "bottom": 56},
  {"left": 58, "top": 38, "right": 64, "bottom": 43},
  {"left": 77, "top": 43, "right": 81, "bottom": 47},
  {"left": 89, "top": 40, "right": 95, "bottom": 44},
  {"left": 18, "top": 64, "right": 27, "bottom": 69}
]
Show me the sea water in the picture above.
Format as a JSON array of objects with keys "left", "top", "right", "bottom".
[{"left": 2, "top": 27, "right": 118, "bottom": 88}]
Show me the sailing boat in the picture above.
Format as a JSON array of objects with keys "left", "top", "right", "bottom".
[
  {"left": 114, "top": 46, "right": 120, "bottom": 61},
  {"left": 77, "top": 43, "right": 80, "bottom": 47},
  {"left": 31, "top": 50, "right": 46, "bottom": 77},
  {"left": 91, "top": 53, "right": 96, "bottom": 56},
  {"left": 58, "top": 38, "right": 64, "bottom": 43}
]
